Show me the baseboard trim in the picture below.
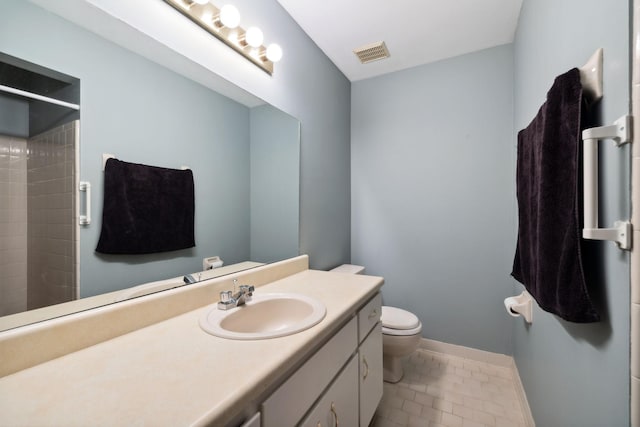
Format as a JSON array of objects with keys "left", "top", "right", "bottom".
[
  {"left": 510, "top": 358, "right": 536, "bottom": 427},
  {"left": 419, "top": 338, "right": 512, "bottom": 367},
  {"left": 419, "top": 338, "right": 535, "bottom": 427}
]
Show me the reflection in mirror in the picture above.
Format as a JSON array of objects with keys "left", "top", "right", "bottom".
[
  {"left": 0, "top": 1, "right": 300, "bottom": 332},
  {"left": 0, "top": 53, "right": 80, "bottom": 318}
]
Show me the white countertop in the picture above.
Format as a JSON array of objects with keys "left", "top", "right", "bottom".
[
  {"left": 0, "top": 261, "right": 264, "bottom": 332},
  {"left": 0, "top": 269, "right": 383, "bottom": 426}
]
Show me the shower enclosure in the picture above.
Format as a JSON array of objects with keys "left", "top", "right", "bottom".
[{"left": 0, "top": 53, "right": 80, "bottom": 317}]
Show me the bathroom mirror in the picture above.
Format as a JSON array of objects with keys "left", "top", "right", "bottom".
[{"left": 0, "top": 1, "right": 300, "bottom": 332}]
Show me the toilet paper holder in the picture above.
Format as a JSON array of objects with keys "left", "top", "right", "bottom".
[{"left": 504, "top": 290, "right": 533, "bottom": 324}]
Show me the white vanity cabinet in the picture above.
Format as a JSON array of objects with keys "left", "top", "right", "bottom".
[
  {"left": 299, "top": 357, "right": 359, "bottom": 427},
  {"left": 261, "top": 317, "right": 358, "bottom": 426},
  {"left": 357, "top": 293, "right": 383, "bottom": 427},
  {"left": 260, "top": 292, "right": 382, "bottom": 427}
]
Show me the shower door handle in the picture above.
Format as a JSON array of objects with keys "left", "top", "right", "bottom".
[{"left": 79, "top": 181, "right": 91, "bottom": 226}]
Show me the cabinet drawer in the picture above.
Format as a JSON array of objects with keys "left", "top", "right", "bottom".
[
  {"left": 261, "top": 316, "right": 358, "bottom": 427},
  {"left": 299, "top": 356, "right": 359, "bottom": 427},
  {"left": 357, "top": 293, "right": 381, "bottom": 343}
]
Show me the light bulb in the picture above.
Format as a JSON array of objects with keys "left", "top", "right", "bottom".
[
  {"left": 266, "top": 44, "right": 283, "bottom": 62},
  {"left": 245, "top": 27, "right": 263, "bottom": 48},
  {"left": 193, "top": 0, "right": 209, "bottom": 4},
  {"left": 219, "top": 5, "right": 240, "bottom": 29},
  {"left": 202, "top": 11, "right": 213, "bottom": 22}
]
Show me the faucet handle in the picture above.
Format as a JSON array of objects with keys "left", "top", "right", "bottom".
[
  {"left": 239, "top": 285, "right": 254, "bottom": 302},
  {"left": 239, "top": 285, "right": 254, "bottom": 294},
  {"left": 220, "top": 290, "right": 232, "bottom": 302},
  {"left": 217, "top": 290, "right": 235, "bottom": 310}
]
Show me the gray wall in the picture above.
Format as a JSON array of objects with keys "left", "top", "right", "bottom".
[
  {"left": 351, "top": 45, "right": 515, "bottom": 355},
  {"left": 201, "top": 0, "right": 352, "bottom": 270},
  {"left": 53, "top": 0, "right": 352, "bottom": 272},
  {"left": 512, "top": 0, "right": 630, "bottom": 425},
  {"left": 0, "top": 0, "right": 252, "bottom": 296},
  {"left": 250, "top": 105, "right": 300, "bottom": 263},
  {"left": 0, "top": 95, "right": 28, "bottom": 138},
  {"left": 1, "top": 0, "right": 352, "bottom": 296}
]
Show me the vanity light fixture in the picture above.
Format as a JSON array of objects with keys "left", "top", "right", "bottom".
[
  {"left": 163, "top": 0, "right": 282, "bottom": 75},
  {"left": 265, "top": 43, "right": 283, "bottom": 63},
  {"left": 218, "top": 4, "right": 240, "bottom": 29},
  {"left": 243, "top": 27, "right": 264, "bottom": 48}
]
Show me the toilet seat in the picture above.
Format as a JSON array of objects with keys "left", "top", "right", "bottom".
[
  {"left": 381, "top": 306, "right": 422, "bottom": 336},
  {"left": 382, "top": 325, "right": 422, "bottom": 336}
]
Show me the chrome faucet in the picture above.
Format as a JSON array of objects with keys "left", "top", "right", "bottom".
[{"left": 217, "top": 279, "right": 255, "bottom": 310}]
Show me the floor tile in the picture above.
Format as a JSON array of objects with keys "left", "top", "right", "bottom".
[{"left": 371, "top": 349, "right": 527, "bottom": 427}]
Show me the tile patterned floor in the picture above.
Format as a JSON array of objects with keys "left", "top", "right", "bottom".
[{"left": 371, "top": 348, "right": 527, "bottom": 427}]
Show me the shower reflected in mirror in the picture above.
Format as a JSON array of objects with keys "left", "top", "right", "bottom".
[{"left": 0, "top": 53, "right": 80, "bottom": 318}]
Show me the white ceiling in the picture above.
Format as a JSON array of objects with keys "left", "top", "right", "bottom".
[{"left": 276, "top": 0, "right": 523, "bottom": 82}]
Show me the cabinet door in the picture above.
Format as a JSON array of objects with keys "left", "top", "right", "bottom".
[
  {"left": 359, "top": 323, "right": 383, "bottom": 427},
  {"left": 262, "top": 317, "right": 357, "bottom": 427},
  {"left": 299, "top": 357, "right": 359, "bottom": 427}
]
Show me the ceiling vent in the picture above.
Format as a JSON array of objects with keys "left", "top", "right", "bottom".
[{"left": 353, "top": 41, "right": 390, "bottom": 64}]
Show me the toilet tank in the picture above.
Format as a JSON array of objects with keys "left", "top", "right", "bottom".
[{"left": 330, "top": 264, "right": 365, "bottom": 274}]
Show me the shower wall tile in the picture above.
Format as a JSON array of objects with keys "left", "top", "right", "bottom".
[
  {"left": 0, "top": 134, "right": 28, "bottom": 317},
  {"left": 0, "top": 285, "right": 27, "bottom": 317},
  {"left": 27, "top": 121, "right": 78, "bottom": 310}
]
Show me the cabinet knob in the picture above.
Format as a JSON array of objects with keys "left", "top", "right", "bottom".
[
  {"left": 330, "top": 402, "right": 339, "bottom": 427},
  {"left": 368, "top": 309, "right": 378, "bottom": 320}
]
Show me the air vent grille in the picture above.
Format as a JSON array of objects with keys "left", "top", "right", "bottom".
[{"left": 353, "top": 41, "right": 390, "bottom": 64}]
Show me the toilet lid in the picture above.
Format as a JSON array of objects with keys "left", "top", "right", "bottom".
[{"left": 381, "top": 306, "right": 420, "bottom": 330}]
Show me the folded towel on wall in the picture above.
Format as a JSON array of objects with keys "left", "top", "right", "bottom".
[
  {"left": 511, "top": 68, "right": 599, "bottom": 323},
  {"left": 96, "top": 158, "right": 195, "bottom": 254}
]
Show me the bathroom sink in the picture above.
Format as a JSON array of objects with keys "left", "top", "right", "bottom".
[{"left": 199, "top": 293, "right": 326, "bottom": 340}]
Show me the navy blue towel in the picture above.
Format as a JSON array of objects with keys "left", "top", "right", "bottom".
[
  {"left": 511, "top": 68, "right": 599, "bottom": 323},
  {"left": 96, "top": 159, "right": 195, "bottom": 254}
]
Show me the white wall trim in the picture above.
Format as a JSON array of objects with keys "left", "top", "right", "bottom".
[
  {"left": 420, "top": 338, "right": 535, "bottom": 427},
  {"left": 509, "top": 358, "right": 536, "bottom": 427},
  {"left": 632, "top": 2, "right": 640, "bottom": 426},
  {"left": 420, "top": 338, "right": 513, "bottom": 367}
]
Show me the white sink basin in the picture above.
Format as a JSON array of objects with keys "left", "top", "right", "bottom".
[{"left": 199, "top": 293, "right": 326, "bottom": 340}]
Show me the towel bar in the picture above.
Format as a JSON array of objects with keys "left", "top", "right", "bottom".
[
  {"left": 582, "top": 114, "right": 632, "bottom": 250},
  {"left": 102, "top": 153, "right": 190, "bottom": 171}
]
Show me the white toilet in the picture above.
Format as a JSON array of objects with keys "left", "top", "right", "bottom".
[
  {"left": 380, "top": 305, "right": 422, "bottom": 382},
  {"left": 330, "top": 264, "right": 423, "bottom": 383}
]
